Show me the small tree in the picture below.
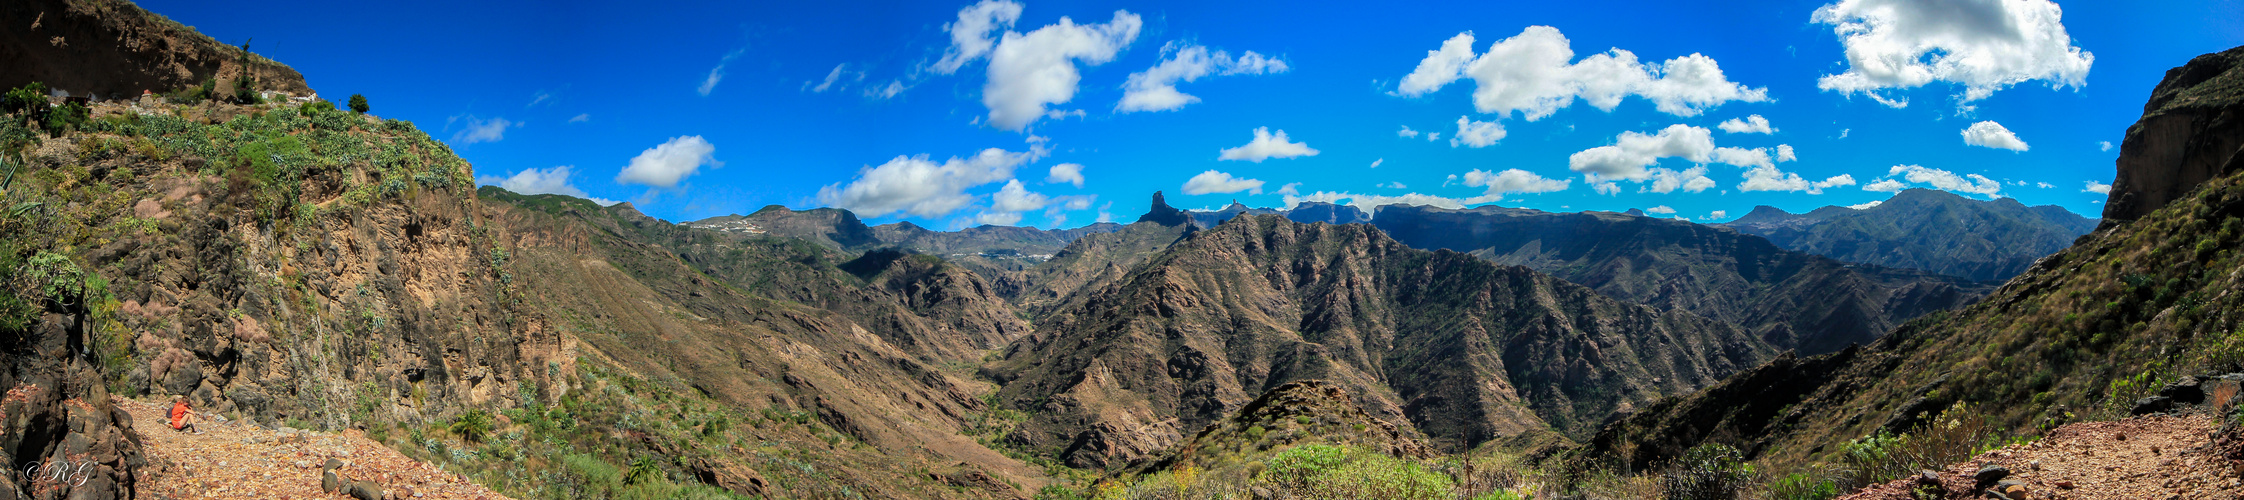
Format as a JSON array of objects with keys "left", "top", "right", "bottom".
[{"left": 347, "top": 94, "right": 369, "bottom": 114}]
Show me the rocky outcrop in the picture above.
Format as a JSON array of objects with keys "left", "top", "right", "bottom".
[
  {"left": 1136, "top": 191, "right": 1195, "bottom": 227},
  {"left": 1134, "top": 380, "right": 1433, "bottom": 475},
  {"left": 1, "top": 311, "right": 147, "bottom": 500},
  {"left": 0, "top": 0, "right": 313, "bottom": 98},
  {"left": 1285, "top": 202, "right": 1372, "bottom": 226},
  {"left": 1723, "top": 189, "right": 2098, "bottom": 282},
  {"left": 2104, "top": 44, "right": 2244, "bottom": 222},
  {"left": 1372, "top": 205, "right": 1987, "bottom": 355},
  {"left": 988, "top": 215, "right": 1774, "bottom": 468}
]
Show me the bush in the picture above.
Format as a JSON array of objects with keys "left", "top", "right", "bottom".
[
  {"left": 1256, "top": 444, "right": 1455, "bottom": 500},
  {"left": 450, "top": 409, "right": 494, "bottom": 443},
  {"left": 623, "top": 457, "right": 660, "bottom": 486},
  {"left": 349, "top": 94, "right": 370, "bottom": 114},
  {"left": 2, "top": 82, "right": 49, "bottom": 118},
  {"left": 1659, "top": 443, "right": 1755, "bottom": 500}
]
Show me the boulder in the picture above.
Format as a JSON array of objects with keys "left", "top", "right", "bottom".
[{"left": 2104, "top": 45, "right": 2244, "bottom": 222}]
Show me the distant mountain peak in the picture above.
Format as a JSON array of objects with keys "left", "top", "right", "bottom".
[
  {"left": 1137, "top": 191, "right": 1194, "bottom": 226},
  {"left": 1623, "top": 208, "right": 1646, "bottom": 217}
]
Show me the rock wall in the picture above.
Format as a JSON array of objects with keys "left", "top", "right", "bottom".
[
  {"left": 2105, "top": 45, "right": 2244, "bottom": 222},
  {"left": 0, "top": 0, "right": 313, "bottom": 99}
]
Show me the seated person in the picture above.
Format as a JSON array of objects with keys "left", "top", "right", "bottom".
[{"left": 169, "top": 396, "right": 202, "bottom": 434}]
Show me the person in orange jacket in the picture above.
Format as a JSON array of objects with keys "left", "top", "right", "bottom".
[{"left": 169, "top": 396, "right": 203, "bottom": 434}]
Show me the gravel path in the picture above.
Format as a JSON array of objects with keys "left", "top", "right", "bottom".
[
  {"left": 1840, "top": 414, "right": 2244, "bottom": 499},
  {"left": 121, "top": 396, "right": 512, "bottom": 500}
]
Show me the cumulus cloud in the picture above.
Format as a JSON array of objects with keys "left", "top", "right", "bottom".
[
  {"left": 698, "top": 49, "right": 746, "bottom": 96},
  {"left": 1961, "top": 120, "right": 2030, "bottom": 151},
  {"left": 1646, "top": 205, "right": 1677, "bottom": 214},
  {"left": 1849, "top": 200, "right": 1885, "bottom": 209},
  {"left": 1397, "top": 125, "right": 1421, "bottom": 138},
  {"left": 1648, "top": 166, "right": 1717, "bottom": 194},
  {"left": 1861, "top": 164, "right": 2003, "bottom": 197},
  {"left": 973, "top": 211, "right": 1024, "bottom": 226},
  {"left": 476, "top": 166, "right": 620, "bottom": 206},
  {"left": 1218, "top": 127, "right": 1320, "bottom": 162},
  {"left": 990, "top": 179, "right": 1050, "bottom": 212},
  {"left": 614, "top": 136, "right": 719, "bottom": 188},
  {"left": 1370, "top": 158, "right": 1384, "bottom": 169},
  {"left": 1394, "top": 26, "right": 1768, "bottom": 119},
  {"left": 1450, "top": 116, "right": 1507, "bottom": 148},
  {"left": 1718, "top": 114, "right": 1776, "bottom": 134},
  {"left": 1182, "top": 170, "right": 1266, "bottom": 195},
  {"left": 936, "top": 1, "right": 1142, "bottom": 130},
  {"left": 450, "top": 116, "right": 517, "bottom": 145},
  {"left": 1461, "top": 168, "right": 1572, "bottom": 199},
  {"left": 1741, "top": 167, "right": 1855, "bottom": 194},
  {"left": 1812, "top": 0, "right": 2094, "bottom": 107},
  {"left": 1700, "top": 210, "right": 1729, "bottom": 221},
  {"left": 1568, "top": 124, "right": 1715, "bottom": 180},
  {"left": 1046, "top": 163, "right": 1085, "bottom": 187},
  {"left": 818, "top": 148, "right": 1036, "bottom": 218},
  {"left": 2099, "top": 141, "right": 2112, "bottom": 152},
  {"left": 2082, "top": 180, "right": 2111, "bottom": 194},
  {"left": 1117, "top": 42, "right": 1288, "bottom": 112}
]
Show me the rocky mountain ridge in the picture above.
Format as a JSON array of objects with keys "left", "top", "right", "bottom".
[{"left": 1723, "top": 188, "right": 2097, "bottom": 282}]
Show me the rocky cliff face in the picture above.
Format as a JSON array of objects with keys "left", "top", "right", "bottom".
[
  {"left": 986, "top": 215, "right": 1773, "bottom": 468},
  {"left": 2104, "top": 44, "right": 2244, "bottom": 222},
  {"left": 0, "top": 0, "right": 313, "bottom": 98},
  {"left": 1724, "top": 189, "right": 2098, "bottom": 282},
  {"left": 1372, "top": 205, "right": 1987, "bottom": 355}
]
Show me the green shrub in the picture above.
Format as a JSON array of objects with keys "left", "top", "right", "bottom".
[
  {"left": 450, "top": 409, "right": 494, "bottom": 443},
  {"left": 349, "top": 94, "right": 370, "bottom": 114},
  {"left": 623, "top": 457, "right": 660, "bottom": 486},
  {"left": 2, "top": 83, "right": 49, "bottom": 118},
  {"left": 1659, "top": 443, "right": 1755, "bottom": 500}
]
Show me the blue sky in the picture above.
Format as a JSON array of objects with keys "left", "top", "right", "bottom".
[{"left": 146, "top": 0, "right": 2244, "bottom": 228}]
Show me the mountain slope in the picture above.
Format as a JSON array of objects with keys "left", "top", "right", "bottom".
[
  {"left": 2105, "top": 44, "right": 2244, "bottom": 222},
  {"left": 1, "top": 0, "right": 313, "bottom": 98},
  {"left": 1723, "top": 188, "right": 2098, "bottom": 281},
  {"left": 1590, "top": 44, "right": 2244, "bottom": 475},
  {"left": 1371, "top": 205, "right": 1988, "bottom": 355},
  {"left": 986, "top": 214, "right": 1775, "bottom": 468}
]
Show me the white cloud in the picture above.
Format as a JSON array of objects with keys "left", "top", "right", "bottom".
[
  {"left": 990, "top": 179, "right": 1049, "bottom": 212},
  {"left": 1275, "top": 182, "right": 1302, "bottom": 196},
  {"left": 568, "top": 114, "right": 590, "bottom": 123},
  {"left": 614, "top": 136, "right": 719, "bottom": 188},
  {"left": 1711, "top": 146, "right": 1774, "bottom": 168},
  {"left": 1394, "top": 26, "right": 1768, "bottom": 119},
  {"left": 1567, "top": 124, "right": 1715, "bottom": 180},
  {"left": 1862, "top": 164, "right": 2004, "bottom": 197},
  {"left": 1461, "top": 168, "right": 1572, "bottom": 198},
  {"left": 450, "top": 116, "right": 517, "bottom": 145},
  {"left": 1648, "top": 166, "right": 1716, "bottom": 193},
  {"left": 1646, "top": 205, "right": 1677, "bottom": 214},
  {"left": 1700, "top": 210, "right": 1729, "bottom": 221},
  {"left": 809, "top": 64, "right": 854, "bottom": 93},
  {"left": 934, "top": 0, "right": 1024, "bottom": 74},
  {"left": 1741, "top": 167, "right": 1855, "bottom": 194},
  {"left": 1396, "top": 125, "right": 1421, "bottom": 138},
  {"left": 1812, "top": 0, "right": 2094, "bottom": 107},
  {"left": 1043, "top": 163, "right": 1086, "bottom": 188},
  {"left": 1117, "top": 42, "right": 1288, "bottom": 112},
  {"left": 1776, "top": 144, "right": 1797, "bottom": 162},
  {"left": 1718, "top": 114, "right": 1776, "bottom": 134},
  {"left": 1182, "top": 170, "right": 1265, "bottom": 195},
  {"left": 2035, "top": 181, "right": 2054, "bottom": 188},
  {"left": 866, "top": 80, "right": 906, "bottom": 99},
  {"left": 2099, "top": 141, "right": 2112, "bottom": 152},
  {"left": 2082, "top": 180, "right": 2111, "bottom": 194},
  {"left": 1369, "top": 158, "right": 1384, "bottom": 169},
  {"left": 818, "top": 148, "right": 1038, "bottom": 218},
  {"left": 1450, "top": 116, "right": 1507, "bottom": 148},
  {"left": 476, "top": 166, "right": 619, "bottom": 206},
  {"left": 1838, "top": 128, "right": 1851, "bottom": 139},
  {"left": 1218, "top": 127, "right": 1320, "bottom": 162},
  {"left": 1848, "top": 200, "right": 1884, "bottom": 209},
  {"left": 1426, "top": 132, "right": 1441, "bottom": 142},
  {"left": 698, "top": 49, "right": 746, "bottom": 96},
  {"left": 1283, "top": 191, "right": 1502, "bottom": 213},
  {"left": 937, "top": 1, "right": 1142, "bottom": 131},
  {"left": 1961, "top": 120, "right": 2030, "bottom": 151},
  {"left": 973, "top": 211, "right": 1024, "bottom": 226},
  {"left": 1379, "top": 181, "right": 1408, "bottom": 189}
]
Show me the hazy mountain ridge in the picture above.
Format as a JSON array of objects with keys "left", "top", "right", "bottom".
[
  {"left": 1368, "top": 204, "right": 1988, "bottom": 355},
  {"left": 1723, "top": 188, "right": 2098, "bottom": 282}
]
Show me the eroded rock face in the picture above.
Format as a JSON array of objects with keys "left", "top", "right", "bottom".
[
  {"left": 2105, "top": 45, "right": 2244, "bottom": 222},
  {"left": 1, "top": 311, "right": 147, "bottom": 500}
]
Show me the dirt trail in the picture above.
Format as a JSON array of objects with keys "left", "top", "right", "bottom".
[
  {"left": 119, "top": 396, "right": 510, "bottom": 500},
  {"left": 1840, "top": 414, "right": 2244, "bottom": 499}
]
